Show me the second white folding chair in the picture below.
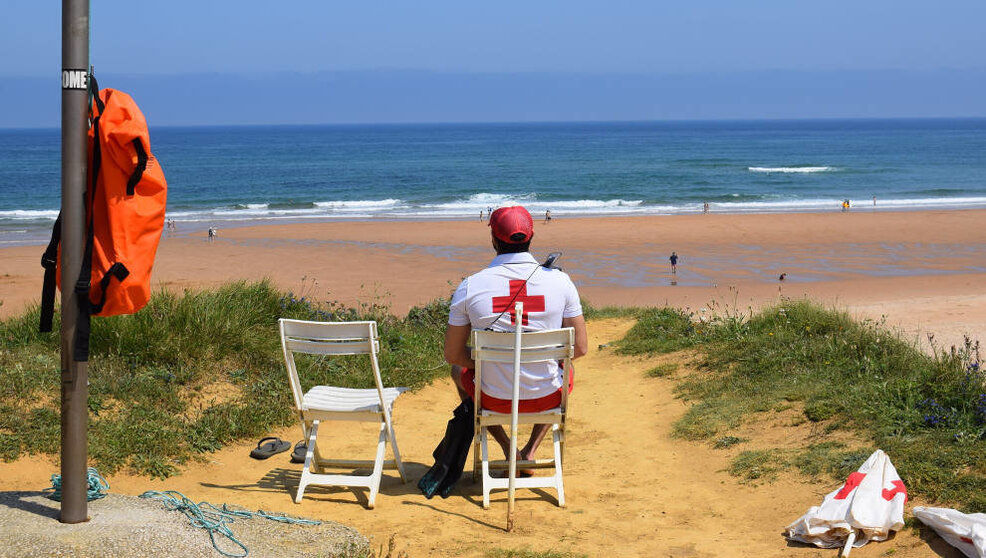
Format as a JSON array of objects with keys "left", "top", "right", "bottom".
[{"left": 279, "top": 318, "right": 407, "bottom": 508}]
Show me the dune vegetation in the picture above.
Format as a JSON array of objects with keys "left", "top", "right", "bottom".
[
  {"left": 615, "top": 298, "right": 986, "bottom": 511},
  {"left": 0, "top": 280, "right": 449, "bottom": 478},
  {"left": 2, "top": 281, "right": 983, "bottom": 512}
]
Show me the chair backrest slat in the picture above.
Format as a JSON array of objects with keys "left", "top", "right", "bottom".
[
  {"left": 282, "top": 320, "right": 376, "bottom": 343},
  {"left": 475, "top": 328, "right": 571, "bottom": 345},
  {"left": 285, "top": 337, "right": 374, "bottom": 356},
  {"left": 471, "top": 345, "right": 570, "bottom": 363}
]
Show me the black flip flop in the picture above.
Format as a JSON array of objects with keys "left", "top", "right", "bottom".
[
  {"left": 249, "top": 437, "right": 291, "bottom": 460},
  {"left": 289, "top": 440, "right": 307, "bottom": 464}
]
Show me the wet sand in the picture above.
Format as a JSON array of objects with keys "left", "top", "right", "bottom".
[{"left": 2, "top": 209, "right": 984, "bottom": 350}]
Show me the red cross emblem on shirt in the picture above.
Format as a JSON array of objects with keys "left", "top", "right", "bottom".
[{"left": 492, "top": 280, "right": 546, "bottom": 326}]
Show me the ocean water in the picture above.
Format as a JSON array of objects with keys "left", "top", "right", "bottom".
[{"left": 2, "top": 119, "right": 986, "bottom": 246}]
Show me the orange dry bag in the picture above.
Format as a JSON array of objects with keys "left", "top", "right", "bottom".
[{"left": 40, "top": 74, "right": 167, "bottom": 361}]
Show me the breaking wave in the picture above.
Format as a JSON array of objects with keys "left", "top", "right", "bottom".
[{"left": 748, "top": 166, "right": 835, "bottom": 173}]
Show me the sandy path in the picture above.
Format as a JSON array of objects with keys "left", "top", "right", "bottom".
[{"left": 0, "top": 318, "right": 960, "bottom": 557}]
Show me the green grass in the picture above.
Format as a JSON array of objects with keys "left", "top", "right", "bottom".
[
  {"left": 646, "top": 362, "right": 679, "bottom": 378},
  {"left": 580, "top": 300, "right": 641, "bottom": 321},
  {"left": 0, "top": 280, "right": 450, "bottom": 478},
  {"left": 615, "top": 298, "right": 986, "bottom": 510},
  {"left": 712, "top": 435, "right": 747, "bottom": 449},
  {"left": 616, "top": 307, "right": 700, "bottom": 354}
]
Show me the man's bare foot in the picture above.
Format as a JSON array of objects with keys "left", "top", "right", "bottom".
[
  {"left": 518, "top": 450, "right": 536, "bottom": 477},
  {"left": 495, "top": 450, "right": 536, "bottom": 477}
]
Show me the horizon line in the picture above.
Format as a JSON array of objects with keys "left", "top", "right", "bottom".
[{"left": 4, "top": 115, "right": 986, "bottom": 132}]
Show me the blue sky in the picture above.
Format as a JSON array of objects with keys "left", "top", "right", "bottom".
[{"left": 3, "top": 1, "right": 986, "bottom": 125}]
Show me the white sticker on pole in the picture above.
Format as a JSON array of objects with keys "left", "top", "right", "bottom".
[{"left": 61, "top": 69, "right": 88, "bottom": 90}]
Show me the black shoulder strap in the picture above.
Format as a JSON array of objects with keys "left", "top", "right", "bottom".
[
  {"left": 126, "top": 138, "right": 146, "bottom": 196},
  {"left": 39, "top": 213, "right": 62, "bottom": 332},
  {"left": 89, "top": 262, "right": 130, "bottom": 315}
]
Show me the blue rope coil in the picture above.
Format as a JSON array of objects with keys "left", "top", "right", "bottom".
[
  {"left": 47, "top": 467, "right": 109, "bottom": 502},
  {"left": 139, "top": 490, "right": 321, "bottom": 558}
]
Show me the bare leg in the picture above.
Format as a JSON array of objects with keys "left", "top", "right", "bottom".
[
  {"left": 489, "top": 423, "right": 551, "bottom": 476},
  {"left": 487, "top": 425, "right": 510, "bottom": 456},
  {"left": 450, "top": 364, "right": 470, "bottom": 402},
  {"left": 521, "top": 424, "right": 552, "bottom": 460}
]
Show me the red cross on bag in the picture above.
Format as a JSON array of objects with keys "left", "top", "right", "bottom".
[{"left": 492, "top": 279, "right": 545, "bottom": 325}]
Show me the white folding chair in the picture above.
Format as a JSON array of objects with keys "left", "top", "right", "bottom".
[
  {"left": 279, "top": 318, "right": 407, "bottom": 508},
  {"left": 471, "top": 310, "right": 574, "bottom": 517}
]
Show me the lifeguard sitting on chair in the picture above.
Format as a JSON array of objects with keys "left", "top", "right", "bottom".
[{"left": 443, "top": 206, "right": 588, "bottom": 466}]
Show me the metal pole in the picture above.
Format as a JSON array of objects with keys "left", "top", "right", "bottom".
[{"left": 60, "top": 0, "right": 90, "bottom": 524}]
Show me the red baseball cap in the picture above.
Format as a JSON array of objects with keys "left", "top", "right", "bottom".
[{"left": 489, "top": 206, "right": 534, "bottom": 244}]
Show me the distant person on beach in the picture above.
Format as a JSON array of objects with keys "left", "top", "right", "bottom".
[
  {"left": 444, "top": 205, "right": 588, "bottom": 466},
  {"left": 703, "top": 202, "right": 710, "bottom": 214},
  {"left": 669, "top": 251, "right": 678, "bottom": 274},
  {"left": 779, "top": 273, "right": 787, "bottom": 281},
  {"left": 208, "top": 226, "right": 217, "bottom": 241},
  {"left": 842, "top": 199, "right": 851, "bottom": 212},
  {"left": 545, "top": 209, "right": 552, "bottom": 223}
]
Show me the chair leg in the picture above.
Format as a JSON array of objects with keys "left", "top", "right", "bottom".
[
  {"left": 559, "top": 420, "right": 566, "bottom": 467},
  {"left": 472, "top": 431, "right": 481, "bottom": 483},
  {"left": 295, "top": 420, "right": 321, "bottom": 504},
  {"left": 480, "top": 426, "right": 492, "bottom": 509},
  {"left": 552, "top": 424, "right": 565, "bottom": 508},
  {"left": 367, "top": 422, "right": 388, "bottom": 509},
  {"left": 311, "top": 440, "right": 324, "bottom": 474},
  {"left": 386, "top": 420, "right": 407, "bottom": 483}
]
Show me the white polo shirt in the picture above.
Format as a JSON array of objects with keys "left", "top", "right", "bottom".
[{"left": 448, "top": 252, "right": 583, "bottom": 400}]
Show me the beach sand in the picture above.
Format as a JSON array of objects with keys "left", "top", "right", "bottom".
[{"left": 0, "top": 209, "right": 983, "bottom": 556}]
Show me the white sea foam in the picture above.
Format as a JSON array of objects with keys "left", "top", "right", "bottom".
[
  {"left": 712, "top": 195, "right": 986, "bottom": 213},
  {"left": 314, "top": 199, "right": 401, "bottom": 209},
  {"left": 422, "top": 197, "right": 646, "bottom": 217},
  {"left": 432, "top": 193, "right": 540, "bottom": 210},
  {"left": 466, "top": 192, "right": 531, "bottom": 205},
  {"left": 557, "top": 199, "right": 643, "bottom": 208},
  {"left": 0, "top": 209, "right": 60, "bottom": 220},
  {"left": 871, "top": 196, "right": 986, "bottom": 208},
  {"left": 9, "top": 196, "right": 986, "bottom": 242},
  {"left": 714, "top": 199, "right": 839, "bottom": 212},
  {"left": 211, "top": 206, "right": 323, "bottom": 217},
  {"left": 206, "top": 199, "right": 402, "bottom": 218},
  {"left": 748, "top": 166, "right": 834, "bottom": 173}
]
